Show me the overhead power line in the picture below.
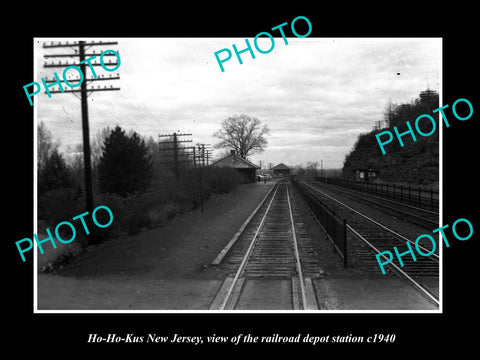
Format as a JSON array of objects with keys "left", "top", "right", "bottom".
[{"left": 42, "top": 40, "right": 121, "bottom": 245}]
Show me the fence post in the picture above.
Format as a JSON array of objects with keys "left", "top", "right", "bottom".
[
  {"left": 430, "top": 188, "right": 434, "bottom": 210},
  {"left": 418, "top": 187, "right": 422, "bottom": 208}
]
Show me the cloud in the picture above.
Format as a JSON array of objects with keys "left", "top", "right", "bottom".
[{"left": 36, "top": 37, "right": 441, "bottom": 167}]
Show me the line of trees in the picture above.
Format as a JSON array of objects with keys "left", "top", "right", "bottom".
[
  {"left": 293, "top": 162, "right": 342, "bottom": 179},
  {"left": 38, "top": 112, "right": 273, "bottom": 237},
  {"left": 37, "top": 123, "right": 244, "bottom": 245},
  {"left": 343, "top": 89, "right": 439, "bottom": 186}
]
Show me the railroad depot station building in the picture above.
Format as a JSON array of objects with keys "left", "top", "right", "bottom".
[
  {"left": 210, "top": 150, "right": 259, "bottom": 183},
  {"left": 272, "top": 163, "right": 291, "bottom": 177}
]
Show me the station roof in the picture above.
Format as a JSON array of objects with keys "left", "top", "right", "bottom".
[
  {"left": 210, "top": 152, "right": 260, "bottom": 169},
  {"left": 272, "top": 163, "right": 290, "bottom": 170}
]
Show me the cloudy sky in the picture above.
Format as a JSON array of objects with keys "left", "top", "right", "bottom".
[{"left": 35, "top": 37, "right": 441, "bottom": 169}]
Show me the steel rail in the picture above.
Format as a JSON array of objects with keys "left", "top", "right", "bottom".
[
  {"left": 344, "top": 193, "right": 439, "bottom": 227},
  {"left": 217, "top": 183, "right": 280, "bottom": 310},
  {"left": 347, "top": 188, "right": 439, "bottom": 216},
  {"left": 301, "top": 181, "right": 439, "bottom": 262},
  {"left": 347, "top": 225, "right": 440, "bottom": 306},
  {"left": 317, "top": 177, "right": 439, "bottom": 210},
  {"left": 286, "top": 185, "right": 308, "bottom": 309},
  {"left": 212, "top": 183, "right": 278, "bottom": 265},
  {"left": 314, "top": 181, "right": 439, "bottom": 224}
]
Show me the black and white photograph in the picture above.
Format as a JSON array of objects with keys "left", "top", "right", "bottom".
[
  {"left": 32, "top": 37, "right": 442, "bottom": 312},
  {"left": 6, "top": 6, "right": 478, "bottom": 354}
]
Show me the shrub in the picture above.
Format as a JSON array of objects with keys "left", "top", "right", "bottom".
[
  {"left": 38, "top": 149, "right": 73, "bottom": 197},
  {"left": 95, "top": 190, "right": 182, "bottom": 236},
  {"left": 48, "top": 162, "right": 245, "bottom": 244},
  {"left": 205, "top": 167, "right": 242, "bottom": 194},
  {"left": 37, "top": 188, "right": 93, "bottom": 247},
  {"left": 123, "top": 196, "right": 152, "bottom": 234},
  {"left": 38, "top": 188, "right": 80, "bottom": 226},
  {"left": 92, "top": 192, "right": 126, "bottom": 239}
]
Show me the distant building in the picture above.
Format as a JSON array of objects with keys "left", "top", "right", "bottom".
[
  {"left": 210, "top": 150, "right": 260, "bottom": 183},
  {"left": 272, "top": 163, "right": 291, "bottom": 177},
  {"left": 355, "top": 168, "right": 378, "bottom": 182}
]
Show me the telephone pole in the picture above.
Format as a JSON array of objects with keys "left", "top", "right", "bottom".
[
  {"left": 195, "top": 143, "right": 211, "bottom": 167},
  {"left": 158, "top": 132, "right": 193, "bottom": 181},
  {"left": 42, "top": 40, "right": 120, "bottom": 221},
  {"left": 195, "top": 144, "right": 211, "bottom": 214}
]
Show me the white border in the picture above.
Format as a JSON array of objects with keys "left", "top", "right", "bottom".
[
  {"left": 439, "top": 37, "right": 444, "bottom": 313},
  {"left": 33, "top": 37, "right": 443, "bottom": 314},
  {"left": 33, "top": 39, "right": 39, "bottom": 312}
]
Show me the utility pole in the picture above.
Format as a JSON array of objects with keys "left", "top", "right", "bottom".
[
  {"left": 42, "top": 41, "right": 120, "bottom": 243},
  {"left": 199, "top": 152, "right": 204, "bottom": 214},
  {"left": 173, "top": 133, "right": 179, "bottom": 179},
  {"left": 195, "top": 143, "right": 211, "bottom": 167},
  {"left": 205, "top": 148, "right": 211, "bottom": 166},
  {"left": 202, "top": 145, "right": 212, "bottom": 166},
  {"left": 158, "top": 132, "right": 192, "bottom": 181},
  {"left": 193, "top": 143, "right": 211, "bottom": 214},
  {"left": 79, "top": 42, "right": 93, "bottom": 214}
]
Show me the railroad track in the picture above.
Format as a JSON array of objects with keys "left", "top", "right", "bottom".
[
  {"left": 311, "top": 180, "right": 439, "bottom": 228},
  {"left": 299, "top": 181, "right": 440, "bottom": 306},
  {"left": 316, "top": 177, "right": 439, "bottom": 211},
  {"left": 210, "top": 181, "right": 322, "bottom": 310}
]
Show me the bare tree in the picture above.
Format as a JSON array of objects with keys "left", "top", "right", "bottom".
[
  {"left": 90, "top": 126, "right": 112, "bottom": 168},
  {"left": 213, "top": 114, "right": 270, "bottom": 159},
  {"left": 37, "top": 121, "right": 59, "bottom": 174}
]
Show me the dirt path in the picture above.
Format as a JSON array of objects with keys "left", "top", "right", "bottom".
[{"left": 37, "top": 182, "right": 274, "bottom": 310}]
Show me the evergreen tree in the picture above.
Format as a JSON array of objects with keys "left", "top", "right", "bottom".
[
  {"left": 38, "top": 148, "right": 73, "bottom": 196},
  {"left": 97, "top": 126, "right": 152, "bottom": 196}
]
